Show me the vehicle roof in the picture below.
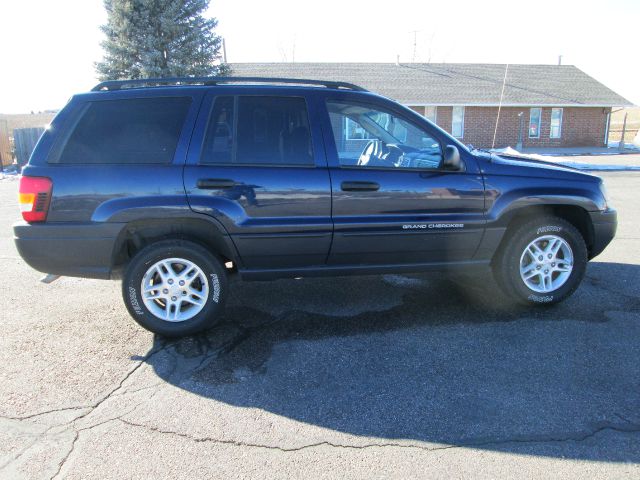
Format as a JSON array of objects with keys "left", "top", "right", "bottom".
[
  {"left": 73, "top": 83, "right": 388, "bottom": 104},
  {"left": 91, "top": 76, "right": 366, "bottom": 92}
]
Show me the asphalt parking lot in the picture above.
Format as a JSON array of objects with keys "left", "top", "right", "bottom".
[{"left": 0, "top": 170, "right": 638, "bottom": 479}]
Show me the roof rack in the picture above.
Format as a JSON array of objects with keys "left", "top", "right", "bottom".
[{"left": 91, "top": 76, "right": 367, "bottom": 92}]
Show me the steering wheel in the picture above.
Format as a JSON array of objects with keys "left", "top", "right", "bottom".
[
  {"left": 358, "top": 140, "right": 399, "bottom": 167},
  {"left": 357, "top": 140, "right": 380, "bottom": 167}
]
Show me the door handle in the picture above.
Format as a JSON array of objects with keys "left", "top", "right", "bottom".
[
  {"left": 197, "top": 178, "right": 237, "bottom": 189},
  {"left": 341, "top": 181, "right": 380, "bottom": 192}
]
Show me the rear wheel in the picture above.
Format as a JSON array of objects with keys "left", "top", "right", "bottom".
[
  {"left": 122, "top": 240, "right": 227, "bottom": 337},
  {"left": 494, "top": 216, "right": 588, "bottom": 305}
]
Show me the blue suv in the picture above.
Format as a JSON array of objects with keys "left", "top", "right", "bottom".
[{"left": 14, "top": 77, "right": 617, "bottom": 336}]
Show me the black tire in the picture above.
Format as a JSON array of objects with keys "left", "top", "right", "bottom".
[
  {"left": 122, "top": 240, "right": 228, "bottom": 337},
  {"left": 493, "top": 216, "right": 588, "bottom": 305}
]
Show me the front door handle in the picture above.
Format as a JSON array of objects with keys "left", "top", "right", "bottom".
[
  {"left": 341, "top": 181, "right": 380, "bottom": 192},
  {"left": 197, "top": 178, "right": 237, "bottom": 189}
]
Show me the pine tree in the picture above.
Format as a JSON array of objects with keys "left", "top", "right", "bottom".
[{"left": 96, "top": 0, "right": 228, "bottom": 80}]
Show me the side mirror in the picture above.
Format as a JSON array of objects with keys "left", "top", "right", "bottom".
[{"left": 442, "top": 145, "right": 462, "bottom": 171}]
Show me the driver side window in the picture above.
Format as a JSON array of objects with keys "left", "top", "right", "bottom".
[{"left": 327, "top": 101, "right": 443, "bottom": 169}]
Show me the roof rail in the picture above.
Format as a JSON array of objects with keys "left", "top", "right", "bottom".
[{"left": 91, "top": 76, "right": 367, "bottom": 92}]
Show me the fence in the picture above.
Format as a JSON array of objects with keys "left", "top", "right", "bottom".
[
  {"left": 13, "top": 127, "right": 45, "bottom": 167},
  {"left": 0, "top": 120, "right": 11, "bottom": 167}
]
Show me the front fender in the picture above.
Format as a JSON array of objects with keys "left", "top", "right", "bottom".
[
  {"left": 488, "top": 192, "right": 602, "bottom": 226},
  {"left": 472, "top": 177, "right": 604, "bottom": 262},
  {"left": 484, "top": 177, "right": 605, "bottom": 226}
]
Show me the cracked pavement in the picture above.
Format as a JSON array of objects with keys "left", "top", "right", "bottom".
[{"left": 0, "top": 172, "right": 639, "bottom": 479}]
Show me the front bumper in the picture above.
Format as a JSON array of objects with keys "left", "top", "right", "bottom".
[
  {"left": 589, "top": 208, "right": 617, "bottom": 259},
  {"left": 13, "top": 221, "right": 125, "bottom": 279}
]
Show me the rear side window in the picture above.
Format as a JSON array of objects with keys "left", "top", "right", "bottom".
[
  {"left": 201, "top": 96, "right": 234, "bottom": 164},
  {"left": 200, "top": 96, "right": 313, "bottom": 166},
  {"left": 54, "top": 97, "right": 191, "bottom": 164}
]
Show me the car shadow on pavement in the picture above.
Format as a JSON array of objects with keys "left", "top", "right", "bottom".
[{"left": 142, "top": 261, "right": 640, "bottom": 462}]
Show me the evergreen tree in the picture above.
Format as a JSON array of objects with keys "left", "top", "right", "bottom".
[{"left": 96, "top": 0, "right": 228, "bottom": 80}]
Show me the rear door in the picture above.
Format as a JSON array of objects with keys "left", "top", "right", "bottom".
[
  {"left": 184, "top": 88, "right": 332, "bottom": 269},
  {"left": 321, "top": 94, "right": 486, "bottom": 266}
]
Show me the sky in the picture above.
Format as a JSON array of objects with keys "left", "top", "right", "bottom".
[{"left": 0, "top": 0, "right": 638, "bottom": 114}]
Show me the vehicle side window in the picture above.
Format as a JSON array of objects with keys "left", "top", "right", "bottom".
[
  {"left": 201, "top": 96, "right": 234, "bottom": 164},
  {"left": 54, "top": 97, "right": 191, "bottom": 164},
  {"left": 327, "top": 101, "right": 443, "bottom": 169},
  {"left": 200, "top": 96, "right": 313, "bottom": 166}
]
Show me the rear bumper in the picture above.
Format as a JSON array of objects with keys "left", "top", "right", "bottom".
[
  {"left": 589, "top": 208, "right": 617, "bottom": 259},
  {"left": 13, "top": 221, "right": 124, "bottom": 279}
]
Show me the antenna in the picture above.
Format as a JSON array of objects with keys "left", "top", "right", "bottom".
[
  {"left": 427, "top": 32, "right": 435, "bottom": 63},
  {"left": 558, "top": 54, "right": 563, "bottom": 65},
  {"left": 276, "top": 36, "right": 287, "bottom": 62},
  {"left": 292, "top": 34, "right": 296, "bottom": 63},
  {"left": 491, "top": 64, "right": 510, "bottom": 149}
]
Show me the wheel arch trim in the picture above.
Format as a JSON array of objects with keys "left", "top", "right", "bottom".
[{"left": 110, "top": 214, "right": 242, "bottom": 274}]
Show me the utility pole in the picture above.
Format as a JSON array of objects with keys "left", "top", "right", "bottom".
[
  {"left": 558, "top": 55, "right": 563, "bottom": 65},
  {"left": 409, "top": 30, "right": 419, "bottom": 63},
  {"left": 222, "top": 38, "right": 227, "bottom": 63},
  {"left": 0, "top": 119, "right": 7, "bottom": 174},
  {"left": 619, "top": 112, "right": 628, "bottom": 151}
]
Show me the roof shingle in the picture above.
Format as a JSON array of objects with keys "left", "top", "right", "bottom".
[{"left": 229, "top": 63, "right": 632, "bottom": 107}]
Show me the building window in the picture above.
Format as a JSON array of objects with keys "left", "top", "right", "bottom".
[
  {"left": 425, "top": 106, "right": 437, "bottom": 123},
  {"left": 345, "top": 117, "right": 376, "bottom": 141},
  {"left": 452, "top": 106, "right": 464, "bottom": 138},
  {"left": 529, "top": 108, "right": 541, "bottom": 138},
  {"left": 550, "top": 108, "right": 563, "bottom": 139}
]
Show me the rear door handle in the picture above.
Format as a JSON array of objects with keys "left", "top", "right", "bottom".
[
  {"left": 341, "top": 181, "right": 380, "bottom": 192},
  {"left": 197, "top": 178, "right": 237, "bottom": 189}
]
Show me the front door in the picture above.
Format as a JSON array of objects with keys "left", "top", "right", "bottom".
[
  {"left": 184, "top": 90, "right": 332, "bottom": 269},
  {"left": 321, "top": 97, "right": 486, "bottom": 266}
]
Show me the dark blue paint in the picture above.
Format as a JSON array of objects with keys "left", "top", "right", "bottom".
[{"left": 17, "top": 83, "right": 615, "bottom": 279}]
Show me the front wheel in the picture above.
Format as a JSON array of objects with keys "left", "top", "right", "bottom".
[
  {"left": 122, "top": 240, "right": 228, "bottom": 337},
  {"left": 494, "top": 217, "right": 588, "bottom": 305}
]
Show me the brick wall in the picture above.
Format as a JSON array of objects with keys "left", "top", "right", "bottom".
[
  {"left": 416, "top": 106, "right": 610, "bottom": 149},
  {"left": 435, "top": 107, "right": 452, "bottom": 135},
  {"left": 333, "top": 103, "right": 610, "bottom": 152}
]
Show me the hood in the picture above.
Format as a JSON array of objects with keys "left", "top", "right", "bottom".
[{"left": 486, "top": 153, "right": 597, "bottom": 180}]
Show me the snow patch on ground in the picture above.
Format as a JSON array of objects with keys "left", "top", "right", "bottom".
[
  {"left": 608, "top": 140, "right": 640, "bottom": 151},
  {"left": 490, "top": 147, "right": 640, "bottom": 171},
  {"left": 0, "top": 171, "right": 19, "bottom": 181}
]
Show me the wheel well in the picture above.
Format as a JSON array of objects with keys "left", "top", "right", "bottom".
[
  {"left": 493, "top": 205, "right": 595, "bottom": 262},
  {"left": 111, "top": 218, "right": 238, "bottom": 276}
]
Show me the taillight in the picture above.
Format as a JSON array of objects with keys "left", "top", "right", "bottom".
[{"left": 18, "top": 176, "right": 52, "bottom": 223}]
